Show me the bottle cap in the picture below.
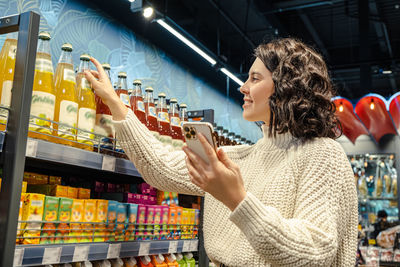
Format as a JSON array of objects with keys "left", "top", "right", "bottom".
[
  {"left": 235, "top": 135, "right": 241, "bottom": 139},
  {"left": 133, "top": 79, "right": 142, "bottom": 85},
  {"left": 180, "top": 103, "right": 187, "bottom": 108},
  {"left": 216, "top": 126, "right": 223, "bottom": 131},
  {"left": 140, "top": 255, "right": 151, "bottom": 265},
  {"left": 241, "top": 137, "right": 246, "bottom": 142},
  {"left": 82, "top": 261, "right": 93, "bottom": 267},
  {"left": 61, "top": 43, "right": 73, "bottom": 52},
  {"left": 111, "top": 258, "right": 123, "bottom": 267},
  {"left": 118, "top": 71, "right": 127, "bottom": 78},
  {"left": 223, "top": 129, "right": 229, "bottom": 133},
  {"left": 80, "top": 54, "right": 90, "bottom": 61},
  {"left": 38, "top": 31, "right": 51, "bottom": 40},
  {"left": 228, "top": 132, "right": 235, "bottom": 136},
  {"left": 101, "top": 63, "right": 110, "bottom": 70},
  {"left": 145, "top": 86, "right": 153, "bottom": 92},
  {"left": 158, "top": 92, "right": 166, "bottom": 98},
  {"left": 102, "top": 260, "right": 111, "bottom": 267},
  {"left": 184, "top": 252, "right": 193, "bottom": 259},
  {"left": 125, "top": 257, "right": 137, "bottom": 266},
  {"left": 167, "top": 253, "right": 176, "bottom": 261},
  {"left": 176, "top": 253, "right": 183, "bottom": 261},
  {"left": 156, "top": 254, "right": 165, "bottom": 263},
  {"left": 170, "top": 98, "right": 177, "bottom": 103}
]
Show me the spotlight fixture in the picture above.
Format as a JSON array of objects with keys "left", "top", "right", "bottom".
[
  {"left": 382, "top": 70, "right": 392, "bottom": 75},
  {"left": 143, "top": 7, "right": 154, "bottom": 18}
]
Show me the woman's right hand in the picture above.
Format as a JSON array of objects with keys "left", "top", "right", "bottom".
[{"left": 84, "top": 57, "right": 129, "bottom": 121}]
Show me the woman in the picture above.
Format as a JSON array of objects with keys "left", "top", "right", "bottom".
[{"left": 85, "top": 38, "right": 358, "bottom": 266}]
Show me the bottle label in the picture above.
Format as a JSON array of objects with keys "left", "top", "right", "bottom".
[
  {"left": 149, "top": 106, "right": 157, "bottom": 118},
  {"left": 63, "top": 68, "right": 76, "bottom": 83},
  {"left": 58, "top": 100, "right": 78, "bottom": 138},
  {"left": 77, "top": 107, "right": 95, "bottom": 143},
  {"left": 0, "top": 80, "right": 13, "bottom": 124},
  {"left": 35, "top": 58, "right": 53, "bottom": 74},
  {"left": 29, "top": 91, "right": 55, "bottom": 134},
  {"left": 170, "top": 116, "right": 181, "bottom": 127},
  {"left": 120, "top": 93, "right": 130, "bottom": 107},
  {"left": 157, "top": 111, "right": 170, "bottom": 123},
  {"left": 94, "top": 114, "right": 115, "bottom": 138},
  {"left": 81, "top": 77, "right": 91, "bottom": 90},
  {"left": 8, "top": 45, "right": 17, "bottom": 60},
  {"left": 137, "top": 101, "right": 145, "bottom": 112}
]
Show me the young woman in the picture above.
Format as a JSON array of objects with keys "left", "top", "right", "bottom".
[{"left": 85, "top": 38, "right": 358, "bottom": 266}]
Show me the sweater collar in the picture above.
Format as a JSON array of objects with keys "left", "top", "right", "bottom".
[{"left": 258, "top": 124, "right": 295, "bottom": 150}]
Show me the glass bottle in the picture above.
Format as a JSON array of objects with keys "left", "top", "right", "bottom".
[
  {"left": 228, "top": 132, "right": 235, "bottom": 145},
  {"left": 234, "top": 134, "right": 241, "bottom": 145},
  {"left": 223, "top": 129, "right": 230, "bottom": 145},
  {"left": 179, "top": 103, "right": 188, "bottom": 127},
  {"left": 0, "top": 32, "right": 17, "bottom": 131},
  {"left": 53, "top": 43, "right": 78, "bottom": 146},
  {"left": 169, "top": 98, "right": 184, "bottom": 149},
  {"left": 240, "top": 137, "right": 246, "bottom": 145},
  {"left": 115, "top": 71, "right": 130, "bottom": 109},
  {"left": 157, "top": 92, "right": 172, "bottom": 146},
  {"left": 76, "top": 54, "right": 96, "bottom": 150},
  {"left": 216, "top": 126, "right": 224, "bottom": 146},
  {"left": 131, "top": 79, "right": 146, "bottom": 124},
  {"left": 29, "top": 31, "right": 56, "bottom": 141},
  {"left": 144, "top": 86, "right": 159, "bottom": 139}
]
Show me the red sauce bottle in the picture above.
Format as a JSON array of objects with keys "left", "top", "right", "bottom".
[
  {"left": 179, "top": 103, "right": 188, "bottom": 143},
  {"left": 115, "top": 71, "right": 130, "bottom": 109},
  {"left": 169, "top": 98, "right": 184, "bottom": 149},
  {"left": 157, "top": 92, "right": 172, "bottom": 146},
  {"left": 130, "top": 79, "right": 146, "bottom": 124},
  {"left": 144, "top": 86, "right": 159, "bottom": 139}
]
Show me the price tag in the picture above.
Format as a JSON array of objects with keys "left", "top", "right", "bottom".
[
  {"left": 190, "top": 240, "right": 199, "bottom": 251},
  {"left": 42, "top": 247, "right": 62, "bottom": 265},
  {"left": 138, "top": 242, "right": 150, "bottom": 256},
  {"left": 13, "top": 248, "right": 24, "bottom": 266},
  {"left": 102, "top": 155, "right": 116, "bottom": 172},
  {"left": 25, "top": 139, "right": 38, "bottom": 157},
  {"left": 107, "top": 243, "right": 121, "bottom": 259},
  {"left": 182, "top": 240, "right": 191, "bottom": 252},
  {"left": 73, "top": 245, "right": 89, "bottom": 262},
  {"left": 168, "top": 241, "right": 178, "bottom": 254}
]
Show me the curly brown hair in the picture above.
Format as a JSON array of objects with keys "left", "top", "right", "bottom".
[{"left": 254, "top": 38, "right": 340, "bottom": 142}]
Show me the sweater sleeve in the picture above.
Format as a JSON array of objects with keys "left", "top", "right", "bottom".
[
  {"left": 113, "top": 109, "right": 204, "bottom": 196},
  {"left": 229, "top": 139, "right": 353, "bottom": 266}
]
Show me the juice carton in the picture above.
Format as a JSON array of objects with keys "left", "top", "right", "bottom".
[
  {"left": 78, "top": 188, "right": 91, "bottom": 199},
  {"left": 194, "top": 209, "right": 200, "bottom": 238},
  {"left": 22, "top": 181, "right": 27, "bottom": 193},
  {"left": 16, "top": 193, "right": 26, "bottom": 244},
  {"left": 153, "top": 206, "right": 162, "bottom": 240},
  {"left": 94, "top": 199, "right": 108, "bottom": 242},
  {"left": 160, "top": 206, "right": 169, "bottom": 240},
  {"left": 55, "top": 197, "right": 73, "bottom": 243},
  {"left": 180, "top": 208, "right": 189, "bottom": 240},
  {"left": 51, "top": 185, "right": 68, "bottom": 197},
  {"left": 105, "top": 200, "right": 118, "bottom": 241},
  {"left": 145, "top": 205, "right": 155, "bottom": 240},
  {"left": 67, "top": 187, "right": 78, "bottom": 198},
  {"left": 49, "top": 175, "right": 62, "bottom": 185},
  {"left": 40, "top": 196, "right": 60, "bottom": 244},
  {"left": 125, "top": 203, "right": 138, "bottom": 241},
  {"left": 189, "top": 209, "right": 196, "bottom": 239},
  {"left": 81, "top": 199, "right": 96, "bottom": 242},
  {"left": 69, "top": 199, "right": 84, "bottom": 243},
  {"left": 167, "top": 206, "right": 177, "bottom": 240},
  {"left": 136, "top": 204, "right": 147, "bottom": 241},
  {"left": 35, "top": 174, "right": 49, "bottom": 184},
  {"left": 170, "top": 192, "right": 179, "bottom": 206},
  {"left": 22, "top": 193, "right": 45, "bottom": 244},
  {"left": 151, "top": 254, "right": 167, "bottom": 267},
  {"left": 115, "top": 203, "right": 127, "bottom": 241},
  {"left": 174, "top": 207, "right": 183, "bottom": 240}
]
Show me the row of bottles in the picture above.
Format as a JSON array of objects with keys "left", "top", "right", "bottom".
[{"left": 213, "top": 124, "right": 253, "bottom": 146}]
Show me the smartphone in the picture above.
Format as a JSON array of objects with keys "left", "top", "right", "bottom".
[{"left": 182, "top": 121, "right": 217, "bottom": 164}]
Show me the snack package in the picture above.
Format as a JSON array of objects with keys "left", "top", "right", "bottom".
[
  {"left": 55, "top": 197, "right": 73, "bottom": 243},
  {"left": 174, "top": 206, "right": 183, "bottom": 240},
  {"left": 49, "top": 175, "right": 62, "bottom": 185},
  {"left": 136, "top": 204, "right": 147, "bottom": 241},
  {"left": 40, "top": 196, "right": 60, "bottom": 244},
  {"left": 81, "top": 199, "right": 97, "bottom": 242},
  {"left": 78, "top": 188, "right": 91, "bottom": 199},
  {"left": 189, "top": 209, "right": 195, "bottom": 239},
  {"left": 67, "top": 187, "right": 78, "bottom": 198},
  {"left": 16, "top": 193, "right": 26, "bottom": 244},
  {"left": 22, "top": 193, "right": 45, "bottom": 244},
  {"left": 194, "top": 209, "right": 200, "bottom": 238},
  {"left": 381, "top": 248, "right": 393, "bottom": 262},
  {"left": 160, "top": 206, "right": 169, "bottom": 240},
  {"left": 168, "top": 206, "right": 177, "bottom": 240},
  {"left": 115, "top": 203, "right": 127, "bottom": 241},
  {"left": 170, "top": 192, "right": 179, "bottom": 206},
  {"left": 69, "top": 199, "right": 84, "bottom": 243},
  {"left": 94, "top": 199, "right": 108, "bottom": 242},
  {"left": 125, "top": 203, "right": 138, "bottom": 241},
  {"left": 105, "top": 201, "right": 118, "bottom": 241},
  {"left": 145, "top": 205, "right": 155, "bottom": 240},
  {"left": 181, "top": 208, "right": 189, "bottom": 239},
  {"left": 153, "top": 205, "right": 162, "bottom": 240},
  {"left": 51, "top": 185, "right": 68, "bottom": 197}
]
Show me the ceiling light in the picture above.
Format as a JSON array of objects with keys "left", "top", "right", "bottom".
[
  {"left": 382, "top": 70, "right": 392, "bottom": 74},
  {"left": 143, "top": 7, "right": 154, "bottom": 18},
  {"left": 156, "top": 19, "right": 217, "bottom": 65},
  {"left": 129, "top": 0, "right": 135, "bottom": 2},
  {"left": 220, "top": 68, "right": 244, "bottom": 86}
]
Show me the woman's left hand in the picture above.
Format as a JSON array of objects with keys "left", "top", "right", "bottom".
[{"left": 182, "top": 133, "right": 247, "bottom": 211}]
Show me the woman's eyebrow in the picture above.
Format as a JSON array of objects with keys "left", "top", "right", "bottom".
[{"left": 249, "top": 71, "right": 263, "bottom": 76}]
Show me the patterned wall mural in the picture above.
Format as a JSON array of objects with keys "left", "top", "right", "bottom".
[{"left": 0, "top": 0, "right": 262, "bottom": 141}]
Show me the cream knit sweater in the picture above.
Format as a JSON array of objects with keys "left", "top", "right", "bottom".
[{"left": 114, "top": 109, "right": 358, "bottom": 266}]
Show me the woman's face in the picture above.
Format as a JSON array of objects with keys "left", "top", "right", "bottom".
[{"left": 240, "top": 57, "right": 274, "bottom": 123}]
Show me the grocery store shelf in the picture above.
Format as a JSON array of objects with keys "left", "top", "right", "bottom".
[
  {"left": 15, "top": 239, "right": 198, "bottom": 266},
  {"left": 23, "top": 138, "right": 141, "bottom": 177},
  {"left": 358, "top": 196, "right": 398, "bottom": 201}
]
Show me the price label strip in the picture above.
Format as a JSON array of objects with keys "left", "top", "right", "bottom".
[
  {"left": 190, "top": 240, "right": 199, "bottom": 251},
  {"left": 73, "top": 245, "right": 90, "bottom": 262},
  {"left": 168, "top": 241, "right": 179, "bottom": 254},
  {"left": 42, "top": 247, "right": 62, "bottom": 265},
  {"left": 25, "top": 139, "right": 38, "bottom": 157},
  {"left": 138, "top": 242, "right": 151, "bottom": 256},
  {"left": 107, "top": 243, "right": 121, "bottom": 259},
  {"left": 102, "top": 155, "right": 116, "bottom": 172},
  {"left": 13, "top": 248, "right": 24, "bottom": 267},
  {"left": 182, "top": 240, "right": 191, "bottom": 252}
]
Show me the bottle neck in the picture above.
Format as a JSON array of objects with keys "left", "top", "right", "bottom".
[
  {"left": 179, "top": 108, "right": 188, "bottom": 120},
  {"left": 59, "top": 50, "right": 73, "bottom": 65},
  {"left": 37, "top": 39, "right": 51, "bottom": 55},
  {"left": 157, "top": 97, "right": 166, "bottom": 109},
  {"left": 78, "top": 60, "right": 90, "bottom": 73},
  {"left": 144, "top": 92, "right": 154, "bottom": 103},
  {"left": 104, "top": 69, "right": 111, "bottom": 81},
  {"left": 133, "top": 84, "right": 142, "bottom": 96},
  {"left": 117, "top": 77, "right": 128, "bottom": 91},
  {"left": 169, "top": 103, "right": 179, "bottom": 115}
]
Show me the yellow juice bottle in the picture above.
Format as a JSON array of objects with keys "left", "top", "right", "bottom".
[
  {"left": 53, "top": 43, "right": 78, "bottom": 146},
  {"left": 0, "top": 33, "right": 18, "bottom": 131},
  {"left": 29, "top": 31, "right": 56, "bottom": 141},
  {"left": 76, "top": 54, "right": 96, "bottom": 151}
]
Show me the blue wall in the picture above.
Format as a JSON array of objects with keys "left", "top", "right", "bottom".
[{"left": 0, "top": 0, "right": 262, "bottom": 142}]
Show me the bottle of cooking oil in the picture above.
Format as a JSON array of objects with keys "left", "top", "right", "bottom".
[
  {"left": 53, "top": 43, "right": 78, "bottom": 146},
  {"left": 0, "top": 32, "right": 17, "bottom": 131},
  {"left": 29, "top": 31, "right": 56, "bottom": 141},
  {"left": 76, "top": 54, "right": 96, "bottom": 151}
]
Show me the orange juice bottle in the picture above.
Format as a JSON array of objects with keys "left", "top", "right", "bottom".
[
  {"left": 76, "top": 54, "right": 96, "bottom": 151},
  {"left": 115, "top": 72, "right": 130, "bottom": 109},
  {"left": 130, "top": 79, "right": 146, "bottom": 124},
  {"left": 179, "top": 103, "right": 188, "bottom": 128},
  {"left": 29, "top": 31, "right": 56, "bottom": 141},
  {"left": 164, "top": 254, "right": 179, "bottom": 267},
  {"left": 144, "top": 86, "right": 159, "bottom": 139},
  {"left": 157, "top": 93, "right": 172, "bottom": 146},
  {"left": 151, "top": 255, "right": 167, "bottom": 267},
  {"left": 0, "top": 32, "right": 17, "bottom": 131},
  {"left": 53, "top": 43, "right": 78, "bottom": 146}
]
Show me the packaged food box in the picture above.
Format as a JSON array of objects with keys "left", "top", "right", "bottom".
[
  {"left": 153, "top": 205, "right": 162, "bottom": 240},
  {"left": 94, "top": 199, "right": 108, "bottom": 242},
  {"left": 21, "top": 181, "right": 27, "bottom": 193},
  {"left": 27, "top": 184, "right": 52, "bottom": 195},
  {"left": 160, "top": 206, "right": 169, "bottom": 240},
  {"left": 78, "top": 188, "right": 91, "bottom": 199},
  {"left": 136, "top": 204, "right": 147, "bottom": 241},
  {"left": 67, "top": 187, "right": 78, "bottom": 198},
  {"left": 49, "top": 175, "right": 62, "bottom": 185},
  {"left": 55, "top": 197, "right": 73, "bottom": 243},
  {"left": 145, "top": 205, "right": 155, "bottom": 240},
  {"left": 105, "top": 200, "right": 118, "bottom": 241},
  {"left": 181, "top": 208, "right": 190, "bottom": 240},
  {"left": 123, "top": 192, "right": 135, "bottom": 203},
  {"left": 167, "top": 206, "right": 177, "bottom": 240},
  {"left": 40, "top": 196, "right": 60, "bottom": 244},
  {"left": 51, "top": 185, "right": 68, "bottom": 197},
  {"left": 16, "top": 193, "right": 26, "bottom": 244},
  {"left": 81, "top": 199, "right": 97, "bottom": 242},
  {"left": 125, "top": 203, "right": 138, "bottom": 241},
  {"left": 68, "top": 199, "right": 84, "bottom": 243},
  {"left": 175, "top": 206, "right": 183, "bottom": 240},
  {"left": 22, "top": 193, "right": 45, "bottom": 244},
  {"left": 115, "top": 203, "right": 127, "bottom": 241}
]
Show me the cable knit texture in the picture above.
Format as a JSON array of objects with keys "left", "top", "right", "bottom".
[{"left": 114, "top": 109, "right": 358, "bottom": 266}]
